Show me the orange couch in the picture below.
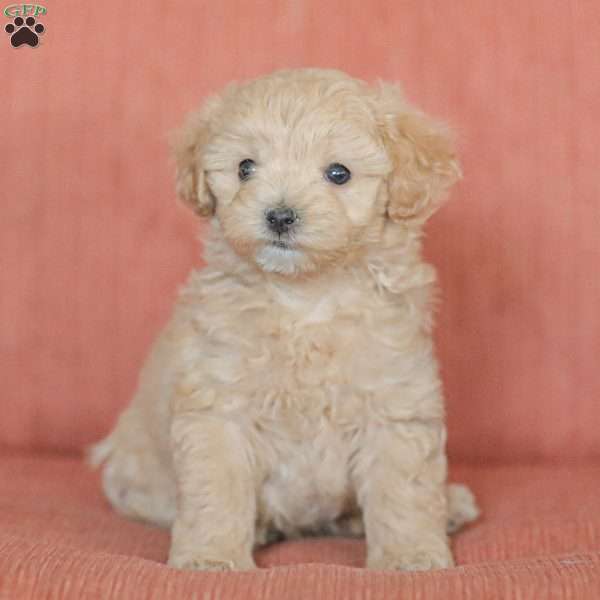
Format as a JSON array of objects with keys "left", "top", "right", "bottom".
[{"left": 2, "top": 2, "right": 600, "bottom": 598}]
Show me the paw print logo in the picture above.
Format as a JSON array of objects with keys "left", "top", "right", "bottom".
[{"left": 5, "top": 16, "right": 45, "bottom": 47}]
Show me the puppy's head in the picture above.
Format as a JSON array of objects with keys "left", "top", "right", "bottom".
[{"left": 173, "top": 69, "right": 460, "bottom": 276}]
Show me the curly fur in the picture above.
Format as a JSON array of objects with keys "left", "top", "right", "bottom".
[{"left": 90, "top": 68, "right": 478, "bottom": 572}]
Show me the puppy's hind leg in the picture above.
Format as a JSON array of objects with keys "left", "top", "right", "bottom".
[
  {"left": 89, "top": 409, "right": 177, "bottom": 528},
  {"left": 446, "top": 483, "right": 479, "bottom": 533},
  {"left": 321, "top": 483, "right": 478, "bottom": 540}
]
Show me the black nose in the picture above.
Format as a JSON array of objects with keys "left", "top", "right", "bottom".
[{"left": 265, "top": 207, "right": 297, "bottom": 234}]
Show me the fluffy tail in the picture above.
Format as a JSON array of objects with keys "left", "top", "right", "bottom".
[{"left": 86, "top": 432, "right": 115, "bottom": 468}]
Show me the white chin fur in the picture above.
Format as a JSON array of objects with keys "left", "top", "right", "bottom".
[{"left": 255, "top": 244, "right": 307, "bottom": 275}]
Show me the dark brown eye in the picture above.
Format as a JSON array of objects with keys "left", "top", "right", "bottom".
[
  {"left": 238, "top": 159, "right": 256, "bottom": 181},
  {"left": 324, "top": 163, "right": 351, "bottom": 185}
]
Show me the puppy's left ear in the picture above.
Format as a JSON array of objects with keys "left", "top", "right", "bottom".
[
  {"left": 377, "top": 83, "right": 461, "bottom": 223},
  {"left": 171, "top": 96, "right": 221, "bottom": 217}
]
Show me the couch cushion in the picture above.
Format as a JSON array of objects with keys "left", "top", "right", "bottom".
[
  {"left": 3, "top": 2, "right": 600, "bottom": 463},
  {"left": 1, "top": 453, "right": 600, "bottom": 599}
]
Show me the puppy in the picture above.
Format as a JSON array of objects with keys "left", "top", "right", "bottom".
[{"left": 91, "top": 68, "right": 478, "bottom": 571}]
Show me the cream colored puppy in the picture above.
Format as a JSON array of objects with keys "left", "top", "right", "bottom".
[{"left": 92, "top": 68, "right": 478, "bottom": 572}]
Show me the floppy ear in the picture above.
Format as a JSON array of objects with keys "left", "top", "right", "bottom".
[
  {"left": 171, "top": 96, "right": 221, "bottom": 217},
  {"left": 377, "top": 84, "right": 461, "bottom": 223}
]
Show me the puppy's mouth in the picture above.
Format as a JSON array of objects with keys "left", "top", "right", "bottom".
[
  {"left": 256, "top": 239, "right": 307, "bottom": 275},
  {"left": 270, "top": 240, "right": 293, "bottom": 250}
]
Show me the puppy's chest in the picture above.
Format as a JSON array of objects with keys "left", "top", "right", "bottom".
[
  {"left": 192, "top": 272, "right": 413, "bottom": 425},
  {"left": 243, "top": 290, "right": 385, "bottom": 419}
]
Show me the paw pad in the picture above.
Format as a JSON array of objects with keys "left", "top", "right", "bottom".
[{"left": 5, "top": 16, "right": 45, "bottom": 48}]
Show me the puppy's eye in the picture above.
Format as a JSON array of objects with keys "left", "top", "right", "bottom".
[
  {"left": 238, "top": 159, "right": 256, "bottom": 181},
  {"left": 324, "top": 163, "right": 351, "bottom": 185}
]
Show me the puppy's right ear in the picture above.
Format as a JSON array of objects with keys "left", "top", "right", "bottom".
[
  {"left": 171, "top": 97, "right": 221, "bottom": 217},
  {"left": 376, "top": 83, "right": 461, "bottom": 224}
]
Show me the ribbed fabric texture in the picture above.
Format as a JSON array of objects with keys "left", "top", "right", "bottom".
[{"left": 1, "top": 454, "right": 600, "bottom": 599}]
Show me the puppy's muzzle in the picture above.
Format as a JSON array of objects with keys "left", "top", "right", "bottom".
[{"left": 265, "top": 207, "right": 297, "bottom": 235}]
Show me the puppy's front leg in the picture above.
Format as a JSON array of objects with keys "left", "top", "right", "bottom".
[
  {"left": 168, "top": 413, "right": 257, "bottom": 571},
  {"left": 355, "top": 421, "right": 453, "bottom": 571}
]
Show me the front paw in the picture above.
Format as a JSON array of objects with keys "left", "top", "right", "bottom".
[
  {"left": 168, "top": 552, "right": 256, "bottom": 571},
  {"left": 367, "top": 546, "right": 454, "bottom": 571}
]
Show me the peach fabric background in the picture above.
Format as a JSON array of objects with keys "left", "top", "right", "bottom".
[{"left": 2, "top": 1, "right": 600, "bottom": 462}]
